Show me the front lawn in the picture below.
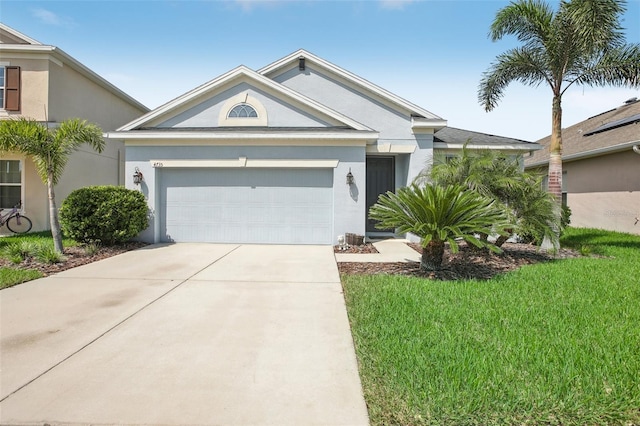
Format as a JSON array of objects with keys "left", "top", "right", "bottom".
[
  {"left": 342, "top": 228, "right": 640, "bottom": 425},
  {"left": 0, "top": 232, "right": 76, "bottom": 289}
]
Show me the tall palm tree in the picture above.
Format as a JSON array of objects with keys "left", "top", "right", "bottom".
[
  {"left": 479, "top": 0, "right": 640, "bottom": 204},
  {"left": 0, "top": 118, "right": 104, "bottom": 253}
]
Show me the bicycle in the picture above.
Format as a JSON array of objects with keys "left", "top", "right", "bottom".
[{"left": 0, "top": 201, "right": 33, "bottom": 234}]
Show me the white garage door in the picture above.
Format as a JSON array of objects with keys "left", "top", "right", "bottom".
[{"left": 160, "top": 168, "right": 333, "bottom": 244}]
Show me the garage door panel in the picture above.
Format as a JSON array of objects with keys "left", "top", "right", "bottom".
[{"left": 161, "top": 168, "right": 333, "bottom": 244}]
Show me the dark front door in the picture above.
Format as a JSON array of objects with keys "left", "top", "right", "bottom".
[{"left": 366, "top": 156, "right": 395, "bottom": 232}]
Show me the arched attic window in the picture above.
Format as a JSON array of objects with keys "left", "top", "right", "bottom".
[
  {"left": 218, "top": 92, "right": 268, "bottom": 126},
  {"left": 228, "top": 103, "right": 258, "bottom": 118}
]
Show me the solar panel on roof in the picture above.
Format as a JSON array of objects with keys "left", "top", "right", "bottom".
[{"left": 584, "top": 113, "right": 640, "bottom": 136}]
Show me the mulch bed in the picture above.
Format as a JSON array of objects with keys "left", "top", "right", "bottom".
[
  {"left": 338, "top": 241, "right": 581, "bottom": 280},
  {"left": 0, "top": 242, "right": 148, "bottom": 276}
]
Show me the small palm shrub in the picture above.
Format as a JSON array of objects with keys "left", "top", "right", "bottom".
[
  {"left": 369, "top": 184, "right": 510, "bottom": 271},
  {"left": 60, "top": 186, "right": 149, "bottom": 245},
  {"left": 422, "top": 146, "right": 562, "bottom": 247}
]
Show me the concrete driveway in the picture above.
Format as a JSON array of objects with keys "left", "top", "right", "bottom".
[{"left": 0, "top": 244, "right": 369, "bottom": 425}]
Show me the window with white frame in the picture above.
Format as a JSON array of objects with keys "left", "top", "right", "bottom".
[
  {"left": 228, "top": 103, "right": 258, "bottom": 118},
  {"left": 0, "top": 160, "right": 22, "bottom": 209}
]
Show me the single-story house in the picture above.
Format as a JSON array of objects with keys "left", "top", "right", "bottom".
[
  {"left": 525, "top": 98, "right": 640, "bottom": 235},
  {"left": 0, "top": 23, "right": 149, "bottom": 233},
  {"left": 109, "top": 50, "right": 540, "bottom": 245}
]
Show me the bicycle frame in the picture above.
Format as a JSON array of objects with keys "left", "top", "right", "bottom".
[{"left": 0, "top": 203, "right": 22, "bottom": 226}]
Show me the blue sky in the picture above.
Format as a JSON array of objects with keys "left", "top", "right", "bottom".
[{"left": 2, "top": 0, "right": 639, "bottom": 141}]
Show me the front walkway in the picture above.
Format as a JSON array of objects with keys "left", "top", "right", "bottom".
[
  {"left": 0, "top": 244, "right": 369, "bottom": 425},
  {"left": 335, "top": 238, "right": 421, "bottom": 263}
]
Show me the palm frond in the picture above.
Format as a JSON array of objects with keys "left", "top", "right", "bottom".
[
  {"left": 490, "top": 0, "right": 554, "bottom": 48},
  {"left": 479, "top": 47, "right": 552, "bottom": 111},
  {"left": 561, "top": 0, "right": 627, "bottom": 53}
]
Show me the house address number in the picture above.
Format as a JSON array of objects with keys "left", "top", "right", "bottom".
[{"left": 153, "top": 162, "right": 164, "bottom": 168}]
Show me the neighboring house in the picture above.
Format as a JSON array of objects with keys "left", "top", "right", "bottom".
[
  {"left": 109, "top": 50, "right": 540, "bottom": 245},
  {"left": 525, "top": 98, "right": 640, "bottom": 235},
  {"left": 0, "top": 23, "right": 148, "bottom": 233}
]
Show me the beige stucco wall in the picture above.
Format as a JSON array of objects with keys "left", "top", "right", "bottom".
[
  {"left": 1, "top": 54, "right": 146, "bottom": 234},
  {"left": 47, "top": 61, "right": 146, "bottom": 211},
  {"left": 563, "top": 150, "right": 640, "bottom": 235},
  {"left": 0, "top": 58, "right": 50, "bottom": 121}
]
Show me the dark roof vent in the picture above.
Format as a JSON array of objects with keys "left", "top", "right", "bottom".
[
  {"left": 298, "top": 56, "right": 306, "bottom": 71},
  {"left": 624, "top": 97, "right": 638, "bottom": 105}
]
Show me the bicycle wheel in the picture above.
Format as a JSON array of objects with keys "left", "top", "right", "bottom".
[{"left": 6, "top": 214, "right": 32, "bottom": 234}]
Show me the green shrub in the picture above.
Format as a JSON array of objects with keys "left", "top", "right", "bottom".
[
  {"left": 60, "top": 186, "right": 148, "bottom": 245},
  {"left": 35, "top": 244, "right": 66, "bottom": 264},
  {"left": 3, "top": 241, "right": 39, "bottom": 264}
]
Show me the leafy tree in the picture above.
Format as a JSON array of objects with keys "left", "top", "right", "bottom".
[
  {"left": 423, "top": 146, "right": 561, "bottom": 248},
  {"left": 479, "top": 0, "right": 640, "bottom": 205},
  {"left": 369, "top": 184, "right": 509, "bottom": 271},
  {"left": 0, "top": 118, "right": 104, "bottom": 253}
]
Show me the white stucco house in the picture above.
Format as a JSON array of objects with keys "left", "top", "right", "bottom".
[{"left": 108, "top": 50, "right": 540, "bottom": 245}]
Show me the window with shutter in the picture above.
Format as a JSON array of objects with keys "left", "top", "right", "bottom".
[{"left": 3, "top": 66, "right": 21, "bottom": 111}]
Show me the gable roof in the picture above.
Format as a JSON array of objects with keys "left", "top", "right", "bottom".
[
  {"left": 525, "top": 99, "right": 640, "bottom": 167},
  {"left": 0, "top": 23, "right": 42, "bottom": 45},
  {"left": 117, "top": 65, "right": 374, "bottom": 132},
  {"left": 0, "top": 23, "right": 148, "bottom": 113},
  {"left": 259, "top": 49, "right": 446, "bottom": 129},
  {"left": 434, "top": 127, "right": 541, "bottom": 151}
]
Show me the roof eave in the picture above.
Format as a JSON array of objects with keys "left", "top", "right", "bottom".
[
  {"left": 106, "top": 129, "right": 380, "bottom": 142},
  {"left": 435, "top": 142, "right": 543, "bottom": 151},
  {"left": 0, "top": 45, "right": 149, "bottom": 113},
  {"left": 412, "top": 118, "right": 448, "bottom": 133},
  {"left": 525, "top": 140, "right": 640, "bottom": 168}
]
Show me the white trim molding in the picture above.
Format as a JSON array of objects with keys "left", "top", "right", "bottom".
[
  {"left": 366, "top": 144, "right": 416, "bottom": 154},
  {"left": 218, "top": 92, "right": 268, "bottom": 126},
  {"left": 435, "top": 142, "right": 542, "bottom": 152},
  {"left": 149, "top": 158, "right": 339, "bottom": 168}
]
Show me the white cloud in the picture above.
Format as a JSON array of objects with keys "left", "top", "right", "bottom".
[
  {"left": 31, "top": 8, "right": 74, "bottom": 27},
  {"left": 379, "top": 0, "right": 416, "bottom": 10},
  {"left": 229, "top": 0, "right": 282, "bottom": 12}
]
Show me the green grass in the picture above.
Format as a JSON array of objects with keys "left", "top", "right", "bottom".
[
  {"left": 0, "top": 268, "right": 43, "bottom": 289},
  {"left": 0, "top": 231, "right": 76, "bottom": 288},
  {"left": 342, "top": 228, "right": 640, "bottom": 425}
]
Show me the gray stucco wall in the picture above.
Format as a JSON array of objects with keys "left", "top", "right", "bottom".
[
  {"left": 273, "top": 66, "right": 434, "bottom": 188},
  {"left": 157, "top": 83, "right": 333, "bottom": 128},
  {"left": 127, "top": 144, "right": 365, "bottom": 244}
]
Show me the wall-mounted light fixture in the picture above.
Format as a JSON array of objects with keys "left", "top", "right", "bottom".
[
  {"left": 346, "top": 168, "right": 354, "bottom": 185},
  {"left": 133, "top": 167, "right": 144, "bottom": 185}
]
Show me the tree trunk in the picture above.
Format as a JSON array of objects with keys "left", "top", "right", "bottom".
[
  {"left": 495, "top": 233, "right": 511, "bottom": 248},
  {"left": 47, "top": 173, "right": 64, "bottom": 253},
  {"left": 548, "top": 95, "right": 563, "bottom": 205},
  {"left": 421, "top": 240, "right": 445, "bottom": 271}
]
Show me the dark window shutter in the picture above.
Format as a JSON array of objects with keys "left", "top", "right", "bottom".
[{"left": 4, "top": 66, "right": 21, "bottom": 111}]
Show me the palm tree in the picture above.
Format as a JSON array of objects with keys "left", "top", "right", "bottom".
[
  {"left": 423, "top": 145, "right": 561, "bottom": 248},
  {"left": 479, "top": 0, "right": 640, "bottom": 204},
  {"left": 369, "top": 184, "right": 509, "bottom": 271},
  {"left": 0, "top": 118, "right": 104, "bottom": 253}
]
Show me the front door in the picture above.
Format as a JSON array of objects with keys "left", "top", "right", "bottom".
[{"left": 366, "top": 156, "right": 395, "bottom": 232}]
